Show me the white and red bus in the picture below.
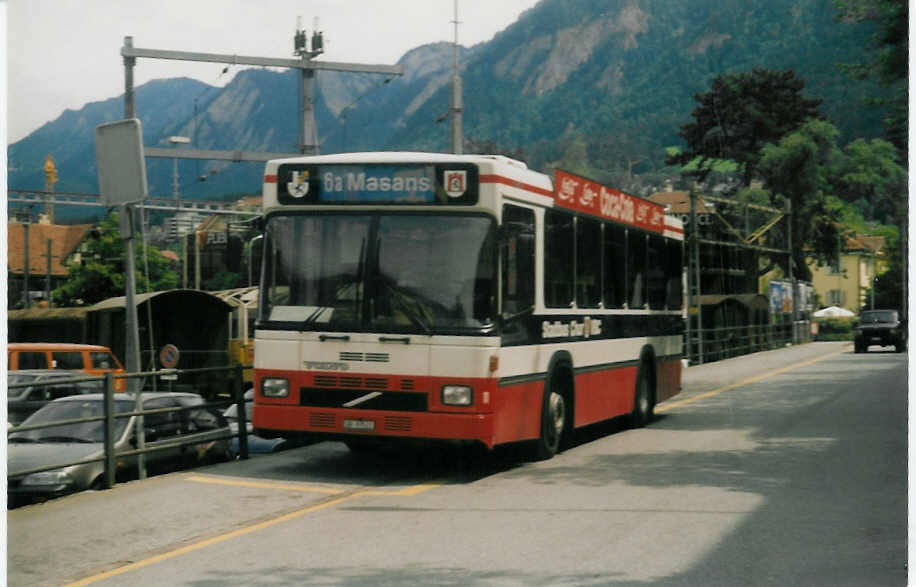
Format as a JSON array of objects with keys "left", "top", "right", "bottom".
[{"left": 252, "top": 152, "right": 683, "bottom": 459}]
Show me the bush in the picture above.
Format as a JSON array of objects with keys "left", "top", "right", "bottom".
[{"left": 813, "top": 317, "right": 856, "bottom": 341}]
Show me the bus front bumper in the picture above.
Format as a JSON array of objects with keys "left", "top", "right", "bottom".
[{"left": 254, "top": 404, "right": 498, "bottom": 448}]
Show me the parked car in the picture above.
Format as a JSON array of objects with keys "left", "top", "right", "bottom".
[
  {"left": 8, "top": 392, "right": 233, "bottom": 506},
  {"left": 8, "top": 370, "right": 102, "bottom": 427},
  {"left": 854, "top": 309, "right": 907, "bottom": 353},
  {"left": 8, "top": 343, "right": 126, "bottom": 391},
  {"left": 223, "top": 390, "right": 308, "bottom": 454}
]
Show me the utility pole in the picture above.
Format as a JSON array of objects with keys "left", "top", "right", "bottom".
[
  {"left": 786, "top": 199, "right": 796, "bottom": 344},
  {"left": 689, "top": 189, "right": 703, "bottom": 364},
  {"left": 449, "top": 0, "right": 463, "bottom": 154},
  {"left": 121, "top": 25, "right": 403, "bottom": 160},
  {"left": 294, "top": 17, "right": 321, "bottom": 154},
  {"left": 45, "top": 239, "right": 52, "bottom": 307},
  {"left": 22, "top": 221, "right": 30, "bottom": 309}
]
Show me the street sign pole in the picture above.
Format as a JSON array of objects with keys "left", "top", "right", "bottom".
[
  {"left": 120, "top": 202, "right": 146, "bottom": 479},
  {"left": 119, "top": 204, "right": 142, "bottom": 383},
  {"left": 96, "top": 118, "right": 149, "bottom": 479}
]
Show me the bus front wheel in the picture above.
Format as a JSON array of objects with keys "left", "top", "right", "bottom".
[{"left": 534, "top": 386, "right": 566, "bottom": 460}]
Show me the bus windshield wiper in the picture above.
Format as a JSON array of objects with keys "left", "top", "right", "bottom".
[
  {"left": 403, "top": 303, "right": 432, "bottom": 335},
  {"left": 385, "top": 283, "right": 432, "bottom": 335}
]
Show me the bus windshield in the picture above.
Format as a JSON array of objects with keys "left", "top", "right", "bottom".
[{"left": 261, "top": 213, "right": 497, "bottom": 333}]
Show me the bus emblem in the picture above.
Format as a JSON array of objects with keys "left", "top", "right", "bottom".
[
  {"left": 287, "top": 170, "right": 310, "bottom": 198},
  {"left": 444, "top": 170, "right": 467, "bottom": 198}
]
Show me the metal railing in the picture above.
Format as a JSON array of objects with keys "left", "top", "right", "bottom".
[
  {"left": 684, "top": 321, "right": 813, "bottom": 365},
  {"left": 8, "top": 365, "right": 250, "bottom": 492}
]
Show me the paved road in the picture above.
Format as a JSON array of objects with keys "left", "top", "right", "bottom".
[{"left": 7, "top": 341, "right": 907, "bottom": 586}]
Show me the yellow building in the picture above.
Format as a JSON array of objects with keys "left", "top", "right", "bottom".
[{"left": 808, "top": 234, "right": 885, "bottom": 313}]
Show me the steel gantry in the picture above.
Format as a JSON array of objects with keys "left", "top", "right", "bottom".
[{"left": 121, "top": 26, "right": 403, "bottom": 161}]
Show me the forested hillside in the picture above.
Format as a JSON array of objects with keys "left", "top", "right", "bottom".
[{"left": 8, "top": 0, "right": 889, "bottom": 209}]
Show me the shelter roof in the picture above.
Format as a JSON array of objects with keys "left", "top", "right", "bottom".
[{"left": 87, "top": 289, "right": 233, "bottom": 312}]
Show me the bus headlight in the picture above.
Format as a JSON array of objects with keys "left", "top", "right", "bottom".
[
  {"left": 442, "top": 385, "right": 473, "bottom": 406},
  {"left": 262, "top": 378, "right": 290, "bottom": 398}
]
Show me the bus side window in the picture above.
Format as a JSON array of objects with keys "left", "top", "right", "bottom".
[
  {"left": 576, "top": 216, "right": 601, "bottom": 308},
  {"left": 603, "top": 223, "right": 627, "bottom": 309},
  {"left": 647, "top": 234, "right": 667, "bottom": 310},
  {"left": 666, "top": 238, "right": 684, "bottom": 309},
  {"left": 545, "top": 209, "right": 574, "bottom": 308},
  {"left": 501, "top": 205, "right": 535, "bottom": 315},
  {"left": 628, "top": 230, "right": 647, "bottom": 309}
]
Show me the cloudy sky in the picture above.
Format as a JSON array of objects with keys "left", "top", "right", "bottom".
[{"left": 5, "top": 0, "right": 540, "bottom": 143}]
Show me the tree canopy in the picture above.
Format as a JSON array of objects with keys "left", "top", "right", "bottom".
[
  {"left": 757, "top": 119, "right": 843, "bottom": 282},
  {"left": 668, "top": 69, "right": 823, "bottom": 186},
  {"left": 835, "top": 0, "right": 908, "bottom": 154},
  {"left": 53, "top": 212, "right": 178, "bottom": 306}
]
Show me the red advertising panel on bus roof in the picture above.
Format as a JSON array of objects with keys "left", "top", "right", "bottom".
[{"left": 554, "top": 169, "right": 667, "bottom": 235}]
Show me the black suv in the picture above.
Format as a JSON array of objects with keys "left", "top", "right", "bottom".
[{"left": 854, "top": 310, "right": 907, "bottom": 353}]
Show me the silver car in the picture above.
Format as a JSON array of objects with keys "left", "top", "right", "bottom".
[
  {"left": 8, "top": 392, "right": 233, "bottom": 505},
  {"left": 8, "top": 369, "right": 101, "bottom": 427}
]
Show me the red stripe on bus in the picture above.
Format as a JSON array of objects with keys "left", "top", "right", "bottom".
[
  {"left": 480, "top": 174, "right": 553, "bottom": 197},
  {"left": 264, "top": 174, "right": 278, "bottom": 183}
]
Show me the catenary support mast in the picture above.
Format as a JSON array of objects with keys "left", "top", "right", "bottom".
[{"left": 121, "top": 21, "right": 403, "bottom": 161}]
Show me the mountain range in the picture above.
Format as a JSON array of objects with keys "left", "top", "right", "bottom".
[{"left": 8, "top": 0, "right": 888, "bottom": 221}]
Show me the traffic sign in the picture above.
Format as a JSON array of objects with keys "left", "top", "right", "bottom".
[
  {"left": 95, "top": 118, "right": 148, "bottom": 205},
  {"left": 159, "top": 344, "right": 180, "bottom": 369}
]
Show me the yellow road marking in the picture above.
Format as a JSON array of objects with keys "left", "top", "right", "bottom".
[
  {"left": 184, "top": 474, "right": 344, "bottom": 494},
  {"left": 183, "top": 474, "right": 442, "bottom": 497},
  {"left": 355, "top": 482, "right": 444, "bottom": 497},
  {"left": 62, "top": 478, "right": 443, "bottom": 587},
  {"left": 656, "top": 345, "right": 851, "bottom": 413}
]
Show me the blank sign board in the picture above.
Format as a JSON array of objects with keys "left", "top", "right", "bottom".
[{"left": 95, "top": 118, "right": 148, "bottom": 205}]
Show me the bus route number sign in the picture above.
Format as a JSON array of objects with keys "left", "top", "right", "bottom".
[{"left": 159, "top": 344, "right": 180, "bottom": 369}]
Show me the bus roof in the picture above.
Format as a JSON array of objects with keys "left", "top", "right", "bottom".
[
  {"left": 260, "top": 152, "right": 682, "bottom": 238},
  {"left": 265, "top": 151, "right": 531, "bottom": 167},
  {"left": 262, "top": 151, "right": 553, "bottom": 208}
]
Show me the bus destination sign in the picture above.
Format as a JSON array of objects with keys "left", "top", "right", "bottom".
[
  {"left": 554, "top": 169, "right": 667, "bottom": 235},
  {"left": 277, "top": 163, "right": 478, "bottom": 206}
]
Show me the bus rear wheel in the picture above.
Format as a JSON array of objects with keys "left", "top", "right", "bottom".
[{"left": 630, "top": 364, "right": 653, "bottom": 428}]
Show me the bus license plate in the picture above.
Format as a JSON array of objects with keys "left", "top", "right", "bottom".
[{"left": 344, "top": 419, "right": 375, "bottom": 432}]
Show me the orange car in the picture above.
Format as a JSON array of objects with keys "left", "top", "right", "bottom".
[{"left": 8, "top": 343, "right": 126, "bottom": 391}]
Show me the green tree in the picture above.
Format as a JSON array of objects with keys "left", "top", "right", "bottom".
[
  {"left": 546, "top": 134, "right": 594, "bottom": 177},
  {"left": 757, "top": 119, "right": 844, "bottom": 282},
  {"left": 204, "top": 271, "right": 243, "bottom": 291},
  {"left": 54, "top": 212, "right": 179, "bottom": 305},
  {"left": 834, "top": 0, "right": 907, "bottom": 315},
  {"left": 866, "top": 238, "right": 905, "bottom": 311},
  {"left": 833, "top": 138, "right": 906, "bottom": 223},
  {"left": 835, "top": 0, "right": 908, "bottom": 154},
  {"left": 668, "top": 69, "right": 824, "bottom": 186}
]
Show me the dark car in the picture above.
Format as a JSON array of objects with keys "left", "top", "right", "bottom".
[
  {"left": 8, "top": 370, "right": 102, "bottom": 427},
  {"left": 223, "top": 390, "right": 309, "bottom": 454},
  {"left": 854, "top": 309, "right": 907, "bottom": 353},
  {"left": 8, "top": 392, "right": 233, "bottom": 506}
]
